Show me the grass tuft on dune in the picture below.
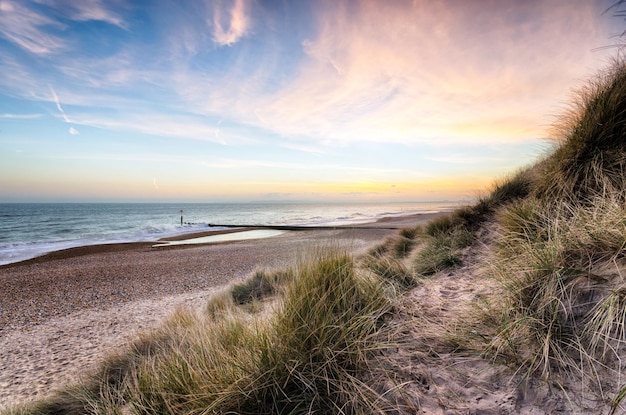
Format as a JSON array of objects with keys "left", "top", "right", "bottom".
[{"left": 6, "top": 251, "right": 397, "bottom": 414}]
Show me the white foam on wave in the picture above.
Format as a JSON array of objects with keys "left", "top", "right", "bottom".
[{"left": 0, "top": 224, "right": 226, "bottom": 266}]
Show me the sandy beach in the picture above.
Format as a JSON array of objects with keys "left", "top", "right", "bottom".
[{"left": 0, "top": 213, "right": 440, "bottom": 409}]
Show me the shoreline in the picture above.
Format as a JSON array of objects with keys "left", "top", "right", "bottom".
[
  {"left": 0, "top": 212, "right": 443, "bottom": 270},
  {"left": 0, "top": 204, "right": 454, "bottom": 268},
  {"left": 0, "top": 212, "right": 444, "bottom": 408}
]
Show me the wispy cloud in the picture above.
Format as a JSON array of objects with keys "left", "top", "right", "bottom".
[
  {"left": 211, "top": 0, "right": 250, "bottom": 46},
  {"left": 151, "top": 0, "right": 615, "bottom": 149},
  {"left": 50, "top": 86, "right": 82, "bottom": 136},
  {"left": 0, "top": 0, "right": 127, "bottom": 55},
  {"left": 39, "top": 0, "right": 128, "bottom": 29},
  {"left": 0, "top": 0, "right": 617, "bottom": 151},
  {"left": 0, "top": 0, "right": 68, "bottom": 54},
  {"left": 0, "top": 113, "right": 42, "bottom": 119},
  {"left": 247, "top": 0, "right": 613, "bottom": 146},
  {"left": 50, "top": 87, "right": 71, "bottom": 123},
  {"left": 425, "top": 154, "right": 498, "bottom": 165},
  {"left": 69, "top": 112, "right": 257, "bottom": 145},
  {"left": 200, "top": 158, "right": 412, "bottom": 177}
]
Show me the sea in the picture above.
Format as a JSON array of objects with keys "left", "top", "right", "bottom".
[{"left": 0, "top": 202, "right": 459, "bottom": 266}]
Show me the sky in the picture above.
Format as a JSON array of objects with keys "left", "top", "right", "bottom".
[{"left": 0, "top": 0, "right": 624, "bottom": 203}]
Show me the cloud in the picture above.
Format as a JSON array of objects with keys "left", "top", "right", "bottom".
[
  {"left": 201, "top": 159, "right": 303, "bottom": 169},
  {"left": 0, "top": 0, "right": 617, "bottom": 154},
  {"left": 0, "top": 113, "right": 42, "bottom": 119},
  {"left": 211, "top": 0, "right": 250, "bottom": 46},
  {"left": 157, "top": 0, "right": 615, "bottom": 149},
  {"left": 51, "top": 86, "right": 83, "bottom": 137},
  {"left": 425, "top": 154, "right": 497, "bottom": 165},
  {"left": 68, "top": 111, "right": 257, "bottom": 145},
  {"left": 45, "top": 0, "right": 128, "bottom": 29},
  {"left": 0, "top": 0, "right": 68, "bottom": 54},
  {"left": 50, "top": 88, "right": 63, "bottom": 113},
  {"left": 247, "top": 0, "right": 614, "bottom": 146},
  {"left": 50, "top": 87, "right": 71, "bottom": 123},
  {"left": 0, "top": 0, "right": 127, "bottom": 55},
  {"left": 200, "top": 158, "right": 412, "bottom": 178}
]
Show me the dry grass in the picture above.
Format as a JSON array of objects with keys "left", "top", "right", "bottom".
[
  {"left": 535, "top": 59, "right": 626, "bottom": 203},
  {"left": 6, "top": 250, "right": 400, "bottom": 415},
  {"left": 363, "top": 254, "right": 416, "bottom": 289},
  {"left": 478, "top": 62, "right": 626, "bottom": 389},
  {"left": 483, "top": 195, "right": 626, "bottom": 400}
]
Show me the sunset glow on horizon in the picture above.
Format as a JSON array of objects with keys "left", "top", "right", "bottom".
[{"left": 0, "top": 0, "right": 623, "bottom": 203}]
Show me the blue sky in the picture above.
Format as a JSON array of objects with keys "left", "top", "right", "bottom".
[{"left": 0, "top": 0, "right": 623, "bottom": 202}]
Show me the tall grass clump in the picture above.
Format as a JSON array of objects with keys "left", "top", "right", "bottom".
[
  {"left": 487, "top": 196, "right": 626, "bottom": 381},
  {"left": 367, "top": 225, "right": 422, "bottom": 261},
  {"left": 392, "top": 236, "right": 415, "bottom": 258},
  {"left": 482, "top": 61, "right": 626, "bottom": 384},
  {"left": 19, "top": 251, "right": 395, "bottom": 414},
  {"left": 364, "top": 255, "right": 416, "bottom": 289},
  {"left": 361, "top": 227, "right": 422, "bottom": 289},
  {"left": 464, "top": 61, "right": 626, "bottom": 411},
  {"left": 129, "top": 251, "right": 392, "bottom": 414},
  {"left": 230, "top": 269, "right": 294, "bottom": 305},
  {"left": 413, "top": 228, "right": 472, "bottom": 276},
  {"left": 535, "top": 60, "right": 626, "bottom": 203},
  {"left": 399, "top": 226, "right": 420, "bottom": 240},
  {"left": 231, "top": 270, "right": 276, "bottom": 304},
  {"left": 268, "top": 252, "right": 392, "bottom": 413}
]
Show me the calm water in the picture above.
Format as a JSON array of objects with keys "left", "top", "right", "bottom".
[{"left": 0, "top": 202, "right": 457, "bottom": 265}]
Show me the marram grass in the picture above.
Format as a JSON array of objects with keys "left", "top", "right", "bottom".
[
  {"left": 6, "top": 250, "right": 396, "bottom": 415},
  {"left": 124, "top": 251, "right": 394, "bottom": 414},
  {"left": 364, "top": 254, "right": 416, "bottom": 289},
  {"left": 413, "top": 228, "right": 472, "bottom": 276},
  {"left": 535, "top": 60, "right": 626, "bottom": 202},
  {"left": 486, "top": 194, "right": 626, "bottom": 381}
]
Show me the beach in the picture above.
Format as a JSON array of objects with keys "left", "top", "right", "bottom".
[{"left": 0, "top": 213, "right": 440, "bottom": 409}]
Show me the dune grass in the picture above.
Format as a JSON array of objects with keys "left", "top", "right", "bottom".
[
  {"left": 535, "top": 59, "right": 626, "bottom": 203},
  {"left": 6, "top": 250, "right": 398, "bottom": 415},
  {"left": 371, "top": 59, "right": 626, "bottom": 410},
  {"left": 412, "top": 229, "right": 467, "bottom": 276},
  {"left": 477, "top": 61, "right": 626, "bottom": 400},
  {"left": 230, "top": 269, "right": 294, "bottom": 305},
  {"left": 480, "top": 196, "right": 626, "bottom": 408},
  {"left": 364, "top": 254, "right": 416, "bottom": 289},
  {"left": 424, "top": 170, "right": 533, "bottom": 238}
]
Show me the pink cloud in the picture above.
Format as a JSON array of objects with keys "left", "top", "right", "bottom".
[{"left": 211, "top": 0, "right": 250, "bottom": 46}]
